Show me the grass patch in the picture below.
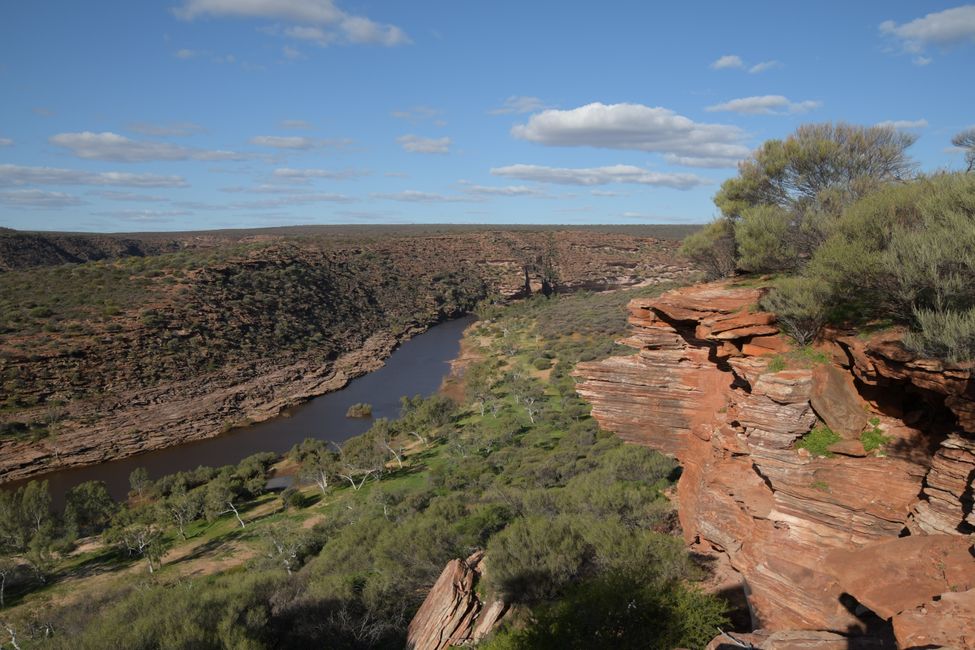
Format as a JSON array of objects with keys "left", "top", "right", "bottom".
[
  {"left": 860, "top": 417, "right": 891, "bottom": 452},
  {"left": 795, "top": 425, "right": 841, "bottom": 458}
]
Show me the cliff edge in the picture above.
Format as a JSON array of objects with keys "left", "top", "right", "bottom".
[{"left": 574, "top": 281, "right": 975, "bottom": 649}]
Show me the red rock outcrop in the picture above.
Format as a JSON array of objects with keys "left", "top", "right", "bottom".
[
  {"left": 406, "top": 550, "right": 506, "bottom": 650},
  {"left": 574, "top": 281, "right": 975, "bottom": 648}
]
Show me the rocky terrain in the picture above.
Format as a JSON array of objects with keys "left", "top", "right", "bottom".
[
  {"left": 0, "top": 228, "right": 694, "bottom": 483},
  {"left": 574, "top": 282, "right": 975, "bottom": 649}
]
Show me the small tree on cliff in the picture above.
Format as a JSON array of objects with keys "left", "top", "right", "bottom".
[{"left": 953, "top": 128, "right": 975, "bottom": 172}]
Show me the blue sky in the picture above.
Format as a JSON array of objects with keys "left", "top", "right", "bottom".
[{"left": 1, "top": 1, "right": 973, "bottom": 232}]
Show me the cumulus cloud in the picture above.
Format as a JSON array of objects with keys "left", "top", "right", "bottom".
[
  {"left": 89, "top": 190, "right": 169, "bottom": 202},
  {"left": 749, "top": 60, "right": 782, "bottom": 73},
  {"left": 710, "top": 54, "right": 744, "bottom": 69},
  {"left": 0, "top": 189, "right": 85, "bottom": 208},
  {"left": 489, "top": 96, "right": 547, "bottom": 115},
  {"left": 90, "top": 209, "right": 191, "bottom": 221},
  {"left": 127, "top": 121, "right": 205, "bottom": 137},
  {"left": 0, "top": 164, "right": 188, "bottom": 188},
  {"left": 880, "top": 5, "right": 975, "bottom": 56},
  {"left": 175, "top": 0, "right": 410, "bottom": 47},
  {"left": 372, "top": 190, "right": 478, "bottom": 203},
  {"left": 458, "top": 182, "right": 548, "bottom": 197},
  {"left": 272, "top": 167, "right": 366, "bottom": 181},
  {"left": 706, "top": 95, "right": 821, "bottom": 115},
  {"left": 875, "top": 119, "right": 929, "bottom": 129},
  {"left": 510, "top": 103, "right": 749, "bottom": 167},
  {"left": 50, "top": 131, "right": 247, "bottom": 162},
  {"left": 229, "top": 192, "right": 354, "bottom": 209},
  {"left": 249, "top": 135, "right": 342, "bottom": 149},
  {"left": 490, "top": 164, "right": 710, "bottom": 189},
  {"left": 397, "top": 134, "right": 451, "bottom": 154}
]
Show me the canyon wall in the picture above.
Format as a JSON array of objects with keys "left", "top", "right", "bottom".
[
  {"left": 0, "top": 230, "right": 693, "bottom": 483},
  {"left": 574, "top": 282, "right": 975, "bottom": 649}
]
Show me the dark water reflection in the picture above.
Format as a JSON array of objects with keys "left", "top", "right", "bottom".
[{"left": 11, "top": 316, "right": 473, "bottom": 505}]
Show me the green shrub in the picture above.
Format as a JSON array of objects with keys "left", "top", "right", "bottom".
[
  {"left": 735, "top": 205, "right": 797, "bottom": 273},
  {"left": 795, "top": 425, "right": 841, "bottom": 457},
  {"left": 759, "top": 277, "right": 829, "bottom": 345},
  {"left": 679, "top": 218, "right": 736, "bottom": 280},
  {"left": 532, "top": 357, "right": 553, "bottom": 370},
  {"left": 345, "top": 402, "right": 373, "bottom": 418}
]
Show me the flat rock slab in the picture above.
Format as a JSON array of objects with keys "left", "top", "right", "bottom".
[{"left": 826, "top": 534, "right": 975, "bottom": 619}]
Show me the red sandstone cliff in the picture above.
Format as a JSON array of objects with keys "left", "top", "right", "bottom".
[{"left": 574, "top": 281, "right": 975, "bottom": 649}]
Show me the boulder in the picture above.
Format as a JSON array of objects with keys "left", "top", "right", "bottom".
[
  {"left": 892, "top": 588, "right": 975, "bottom": 649},
  {"left": 810, "top": 364, "right": 867, "bottom": 437}
]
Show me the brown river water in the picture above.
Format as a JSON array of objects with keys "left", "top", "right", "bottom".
[{"left": 7, "top": 316, "right": 474, "bottom": 506}]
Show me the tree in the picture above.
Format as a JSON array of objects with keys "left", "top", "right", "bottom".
[
  {"left": 205, "top": 471, "right": 248, "bottom": 528},
  {"left": 678, "top": 219, "right": 737, "bottom": 280},
  {"left": 716, "top": 122, "right": 917, "bottom": 220},
  {"left": 64, "top": 481, "right": 116, "bottom": 538},
  {"left": 371, "top": 419, "right": 404, "bottom": 469},
  {"left": 953, "top": 128, "right": 975, "bottom": 172},
  {"left": 166, "top": 482, "right": 203, "bottom": 539},
  {"left": 129, "top": 467, "right": 151, "bottom": 500},
  {"left": 338, "top": 434, "right": 387, "bottom": 490},
  {"left": 294, "top": 439, "right": 341, "bottom": 495},
  {"left": 19, "top": 481, "right": 51, "bottom": 538},
  {"left": 106, "top": 506, "right": 167, "bottom": 574}
]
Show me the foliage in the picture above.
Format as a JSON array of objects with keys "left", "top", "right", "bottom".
[
  {"left": 952, "top": 128, "right": 975, "bottom": 173},
  {"left": 795, "top": 425, "right": 841, "bottom": 458},
  {"left": 860, "top": 418, "right": 891, "bottom": 453},
  {"left": 734, "top": 204, "right": 798, "bottom": 273},
  {"left": 678, "top": 218, "right": 736, "bottom": 280},
  {"left": 345, "top": 403, "right": 372, "bottom": 418},
  {"left": 759, "top": 277, "right": 830, "bottom": 345}
]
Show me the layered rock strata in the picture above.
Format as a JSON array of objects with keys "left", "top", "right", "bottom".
[
  {"left": 406, "top": 550, "right": 506, "bottom": 650},
  {"left": 574, "top": 281, "right": 975, "bottom": 647}
]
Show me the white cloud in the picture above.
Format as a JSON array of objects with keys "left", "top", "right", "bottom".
[
  {"left": 90, "top": 209, "right": 191, "bottom": 221},
  {"left": 282, "top": 45, "right": 304, "bottom": 60},
  {"left": 590, "top": 189, "right": 623, "bottom": 197},
  {"left": 229, "top": 193, "right": 354, "bottom": 209},
  {"left": 175, "top": 48, "right": 199, "bottom": 59},
  {"left": 90, "top": 190, "right": 169, "bottom": 202},
  {"left": 0, "top": 137, "right": 12, "bottom": 147},
  {"left": 372, "top": 190, "right": 477, "bottom": 203},
  {"left": 489, "top": 96, "right": 547, "bottom": 115},
  {"left": 0, "top": 189, "right": 85, "bottom": 208},
  {"left": 875, "top": 119, "right": 929, "bottom": 129},
  {"left": 711, "top": 54, "right": 744, "bottom": 69},
  {"left": 459, "top": 182, "right": 547, "bottom": 197},
  {"left": 880, "top": 5, "right": 975, "bottom": 56},
  {"left": 32, "top": 107, "right": 55, "bottom": 117},
  {"left": 749, "top": 60, "right": 782, "bottom": 73},
  {"left": 706, "top": 95, "right": 821, "bottom": 115},
  {"left": 272, "top": 167, "right": 366, "bottom": 181},
  {"left": 249, "top": 135, "right": 338, "bottom": 149},
  {"left": 175, "top": 0, "right": 410, "bottom": 47},
  {"left": 397, "top": 134, "right": 451, "bottom": 154},
  {"left": 913, "top": 55, "right": 933, "bottom": 66},
  {"left": 127, "top": 121, "right": 205, "bottom": 137},
  {"left": 510, "top": 102, "right": 749, "bottom": 166},
  {"left": 280, "top": 119, "right": 314, "bottom": 129},
  {"left": 0, "top": 164, "right": 188, "bottom": 188},
  {"left": 50, "top": 132, "right": 247, "bottom": 162},
  {"left": 490, "top": 164, "right": 711, "bottom": 189}
]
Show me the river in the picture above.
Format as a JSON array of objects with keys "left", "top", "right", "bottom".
[{"left": 11, "top": 316, "right": 474, "bottom": 505}]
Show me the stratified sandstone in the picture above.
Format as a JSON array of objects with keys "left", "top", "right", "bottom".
[
  {"left": 406, "top": 550, "right": 506, "bottom": 650},
  {"left": 574, "top": 281, "right": 975, "bottom": 647}
]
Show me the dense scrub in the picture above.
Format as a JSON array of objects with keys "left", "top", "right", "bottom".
[
  {"left": 0, "top": 285, "right": 725, "bottom": 649},
  {"left": 679, "top": 121, "right": 975, "bottom": 361}
]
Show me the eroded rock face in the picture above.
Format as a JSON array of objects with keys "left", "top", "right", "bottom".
[
  {"left": 574, "top": 281, "right": 975, "bottom": 646},
  {"left": 406, "top": 551, "right": 506, "bottom": 650}
]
